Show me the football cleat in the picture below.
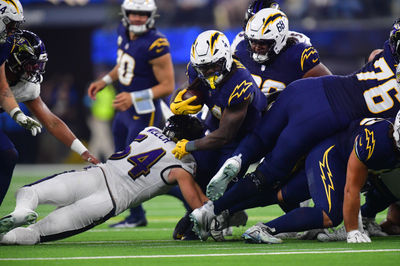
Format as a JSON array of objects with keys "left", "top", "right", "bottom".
[
  {"left": 362, "top": 217, "right": 388, "bottom": 237},
  {"left": 206, "top": 155, "right": 242, "bottom": 201},
  {"left": 109, "top": 216, "right": 148, "bottom": 228},
  {"left": 274, "top": 232, "right": 297, "bottom": 240},
  {"left": 189, "top": 201, "right": 215, "bottom": 241},
  {"left": 242, "top": 222, "right": 283, "bottom": 244},
  {"left": 0, "top": 209, "right": 38, "bottom": 235},
  {"left": 347, "top": 229, "right": 371, "bottom": 243},
  {"left": 296, "top": 229, "right": 328, "bottom": 240},
  {"left": 210, "top": 210, "right": 248, "bottom": 241},
  {"left": 317, "top": 226, "right": 347, "bottom": 242}
]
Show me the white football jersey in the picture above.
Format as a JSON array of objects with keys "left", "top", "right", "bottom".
[
  {"left": 102, "top": 127, "right": 197, "bottom": 215},
  {"left": 10, "top": 80, "right": 41, "bottom": 103},
  {"left": 231, "top": 30, "right": 311, "bottom": 53}
]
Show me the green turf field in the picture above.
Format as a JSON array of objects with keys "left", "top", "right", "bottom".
[{"left": 1, "top": 169, "right": 399, "bottom": 265}]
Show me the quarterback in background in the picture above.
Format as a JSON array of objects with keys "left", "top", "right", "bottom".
[{"left": 87, "top": 0, "right": 175, "bottom": 228}]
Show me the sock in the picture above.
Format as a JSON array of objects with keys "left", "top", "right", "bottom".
[
  {"left": 15, "top": 187, "right": 39, "bottom": 211},
  {"left": 0, "top": 148, "right": 18, "bottom": 205},
  {"left": 129, "top": 205, "right": 145, "bottom": 219},
  {"left": 214, "top": 174, "right": 277, "bottom": 215},
  {"left": 266, "top": 207, "right": 324, "bottom": 234}
]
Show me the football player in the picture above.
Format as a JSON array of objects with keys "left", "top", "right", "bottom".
[
  {"left": 193, "top": 113, "right": 400, "bottom": 243},
  {"left": 87, "top": 0, "right": 175, "bottom": 228},
  {"left": 0, "top": 0, "right": 42, "bottom": 206},
  {"left": 0, "top": 115, "right": 207, "bottom": 245},
  {"left": 206, "top": 18, "right": 400, "bottom": 203},
  {"left": 235, "top": 8, "right": 331, "bottom": 105},
  {"left": 5, "top": 30, "right": 100, "bottom": 164}
]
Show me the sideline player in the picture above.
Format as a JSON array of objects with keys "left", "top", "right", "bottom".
[
  {"left": 207, "top": 19, "right": 400, "bottom": 202},
  {"left": 0, "top": 0, "right": 42, "bottom": 205},
  {"left": 87, "top": 0, "right": 174, "bottom": 228},
  {"left": 0, "top": 115, "right": 207, "bottom": 245}
]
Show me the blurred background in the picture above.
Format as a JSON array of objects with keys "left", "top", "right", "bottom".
[{"left": 1, "top": 0, "right": 399, "bottom": 164}]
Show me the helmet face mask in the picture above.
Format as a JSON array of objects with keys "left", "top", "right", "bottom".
[
  {"left": 7, "top": 30, "right": 47, "bottom": 83},
  {"left": 393, "top": 110, "right": 400, "bottom": 150},
  {"left": 245, "top": 8, "right": 289, "bottom": 63},
  {"left": 121, "top": 0, "right": 157, "bottom": 35},
  {"left": 162, "top": 115, "right": 204, "bottom": 143},
  {"left": 390, "top": 19, "right": 400, "bottom": 63},
  {"left": 0, "top": 0, "right": 24, "bottom": 44},
  {"left": 190, "top": 30, "right": 232, "bottom": 89}
]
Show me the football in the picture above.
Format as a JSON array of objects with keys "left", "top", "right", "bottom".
[{"left": 182, "top": 88, "right": 204, "bottom": 106}]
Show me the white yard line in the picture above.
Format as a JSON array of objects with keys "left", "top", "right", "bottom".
[{"left": 1, "top": 249, "right": 399, "bottom": 261}]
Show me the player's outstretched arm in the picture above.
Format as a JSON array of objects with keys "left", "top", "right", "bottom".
[
  {"left": 343, "top": 150, "right": 370, "bottom": 243},
  {"left": 25, "top": 96, "right": 100, "bottom": 164},
  {"left": 169, "top": 167, "right": 208, "bottom": 210}
]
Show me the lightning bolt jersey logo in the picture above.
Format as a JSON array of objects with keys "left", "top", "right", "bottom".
[
  {"left": 364, "top": 128, "right": 376, "bottom": 160},
  {"left": 319, "top": 145, "right": 335, "bottom": 213},
  {"left": 300, "top": 47, "right": 318, "bottom": 71},
  {"left": 228, "top": 80, "right": 253, "bottom": 106},
  {"left": 149, "top": 38, "right": 170, "bottom": 53}
]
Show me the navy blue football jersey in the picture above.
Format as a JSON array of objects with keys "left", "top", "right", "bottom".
[
  {"left": 116, "top": 23, "right": 170, "bottom": 93},
  {"left": 324, "top": 41, "right": 399, "bottom": 121},
  {"left": 187, "top": 59, "right": 267, "bottom": 139},
  {"left": 234, "top": 38, "right": 320, "bottom": 101}
]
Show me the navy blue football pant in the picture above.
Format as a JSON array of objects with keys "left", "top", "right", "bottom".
[
  {"left": 266, "top": 136, "right": 347, "bottom": 233},
  {"left": 236, "top": 77, "right": 350, "bottom": 187},
  {"left": 0, "top": 130, "right": 18, "bottom": 205},
  {"left": 112, "top": 105, "right": 164, "bottom": 220}
]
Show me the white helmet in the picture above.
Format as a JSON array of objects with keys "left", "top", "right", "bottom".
[
  {"left": 0, "top": 0, "right": 24, "bottom": 44},
  {"left": 190, "top": 30, "right": 233, "bottom": 89},
  {"left": 245, "top": 8, "right": 288, "bottom": 63},
  {"left": 121, "top": 0, "right": 157, "bottom": 35}
]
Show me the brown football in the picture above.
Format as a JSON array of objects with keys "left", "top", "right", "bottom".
[{"left": 182, "top": 89, "right": 204, "bottom": 106}]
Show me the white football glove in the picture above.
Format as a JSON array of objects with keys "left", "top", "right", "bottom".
[
  {"left": 346, "top": 230, "right": 371, "bottom": 243},
  {"left": 12, "top": 109, "right": 42, "bottom": 136}
]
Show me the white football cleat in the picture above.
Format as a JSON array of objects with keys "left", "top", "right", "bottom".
[
  {"left": 206, "top": 155, "right": 242, "bottom": 201},
  {"left": 0, "top": 209, "right": 38, "bottom": 235},
  {"left": 242, "top": 222, "right": 283, "bottom": 244},
  {"left": 190, "top": 201, "right": 215, "bottom": 241}
]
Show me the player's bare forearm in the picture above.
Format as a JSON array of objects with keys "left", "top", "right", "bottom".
[
  {"left": 193, "top": 101, "right": 248, "bottom": 150},
  {"left": 0, "top": 64, "right": 18, "bottom": 113},
  {"left": 151, "top": 53, "right": 175, "bottom": 99},
  {"left": 26, "top": 97, "right": 76, "bottom": 147},
  {"left": 343, "top": 151, "right": 368, "bottom": 232},
  {"left": 171, "top": 168, "right": 206, "bottom": 209}
]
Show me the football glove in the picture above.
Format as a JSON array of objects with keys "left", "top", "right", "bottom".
[
  {"left": 12, "top": 109, "right": 42, "bottom": 136},
  {"left": 172, "top": 139, "right": 189, "bottom": 159},
  {"left": 346, "top": 230, "right": 371, "bottom": 243},
  {"left": 170, "top": 89, "right": 202, "bottom": 115}
]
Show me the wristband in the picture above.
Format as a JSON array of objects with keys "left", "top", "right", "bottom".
[
  {"left": 130, "top": 88, "right": 154, "bottom": 102},
  {"left": 70, "top": 139, "right": 87, "bottom": 155},
  {"left": 10, "top": 107, "right": 21, "bottom": 118},
  {"left": 102, "top": 74, "right": 113, "bottom": 85},
  {"left": 185, "top": 140, "right": 197, "bottom": 152}
]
